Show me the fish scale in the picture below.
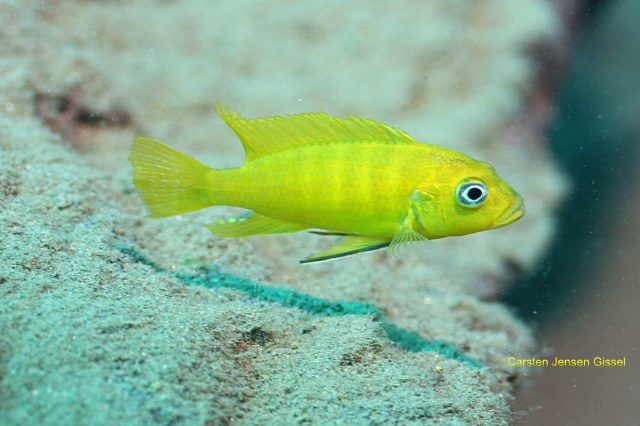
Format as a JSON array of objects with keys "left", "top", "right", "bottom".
[{"left": 222, "top": 144, "right": 415, "bottom": 236}]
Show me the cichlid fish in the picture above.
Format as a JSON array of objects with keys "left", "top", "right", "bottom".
[{"left": 129, "top": 104, "right": 524, "bottom": 263}]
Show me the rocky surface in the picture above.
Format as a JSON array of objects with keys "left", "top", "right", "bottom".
[{"left": 0, "top": 0, "right": 568, "bottom": 424}]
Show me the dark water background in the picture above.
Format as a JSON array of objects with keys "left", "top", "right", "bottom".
[
  {"left": 506, "top": 0, "right": 639, "bottom": 323},
  {"left": 504, "top": 0, "right": 640, "bottom": 423}
]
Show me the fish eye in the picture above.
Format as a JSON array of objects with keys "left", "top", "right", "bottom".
[{"left": 456, "top": 182, "right": 488, "bottom": 208}]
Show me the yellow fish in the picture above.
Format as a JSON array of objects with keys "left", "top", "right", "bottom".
[{"left": 130, "top": 104, "right": 524, "bottom": 263}]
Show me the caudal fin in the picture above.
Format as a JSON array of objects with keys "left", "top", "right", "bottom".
[{"left": 129, "top": 137, "right": 214, "bottom": 218}]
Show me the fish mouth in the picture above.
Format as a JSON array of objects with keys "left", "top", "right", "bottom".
[{"left": 494, "top": 200, "right": 525, "bottom": 228}]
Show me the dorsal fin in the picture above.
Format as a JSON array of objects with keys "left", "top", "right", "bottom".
[{"left": 216, "top": 103, "right": 418, "bottom": 161}]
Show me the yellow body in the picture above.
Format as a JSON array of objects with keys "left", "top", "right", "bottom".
[
  {"left": 215, "top": 144, "right": 483, "bottom": 238},
  {"left": 130, "top": 104, "right": 524, "bottom": 263}
]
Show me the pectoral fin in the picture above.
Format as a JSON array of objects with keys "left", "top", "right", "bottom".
[
  {"left": 389, "top": 198, "right": 432, "bottom": 258},
  {"left": 409, "top": 189, "right": 433, "bottom": 230},
  {"left": 301, "top": 236, "right": 390, "bottom": 264},
  {"left": 389, "top": 226, "right": 431, "bottom": 258},
  {"left": 207, "top": 212, "right": 307, "bottom": 237}
]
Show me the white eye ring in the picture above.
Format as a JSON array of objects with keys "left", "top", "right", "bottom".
[{"left": 457, "top": 182, "right": 488, "bottom": 207}]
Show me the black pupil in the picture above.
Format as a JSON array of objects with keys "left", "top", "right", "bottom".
[{"left": 467, "top": 187, "right": 483, "bottom": 201}]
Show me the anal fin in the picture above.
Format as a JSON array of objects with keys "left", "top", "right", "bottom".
[
  {"left": 301, "top": 236, "right": 390, "bottom": 264},
  {"left": 207, "top": 212, "right": 307, "bottom": 237}
]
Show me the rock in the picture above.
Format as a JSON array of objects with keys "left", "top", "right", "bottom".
[{"left": 0, "top": 0, "right": 570, "bottom": 424}]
